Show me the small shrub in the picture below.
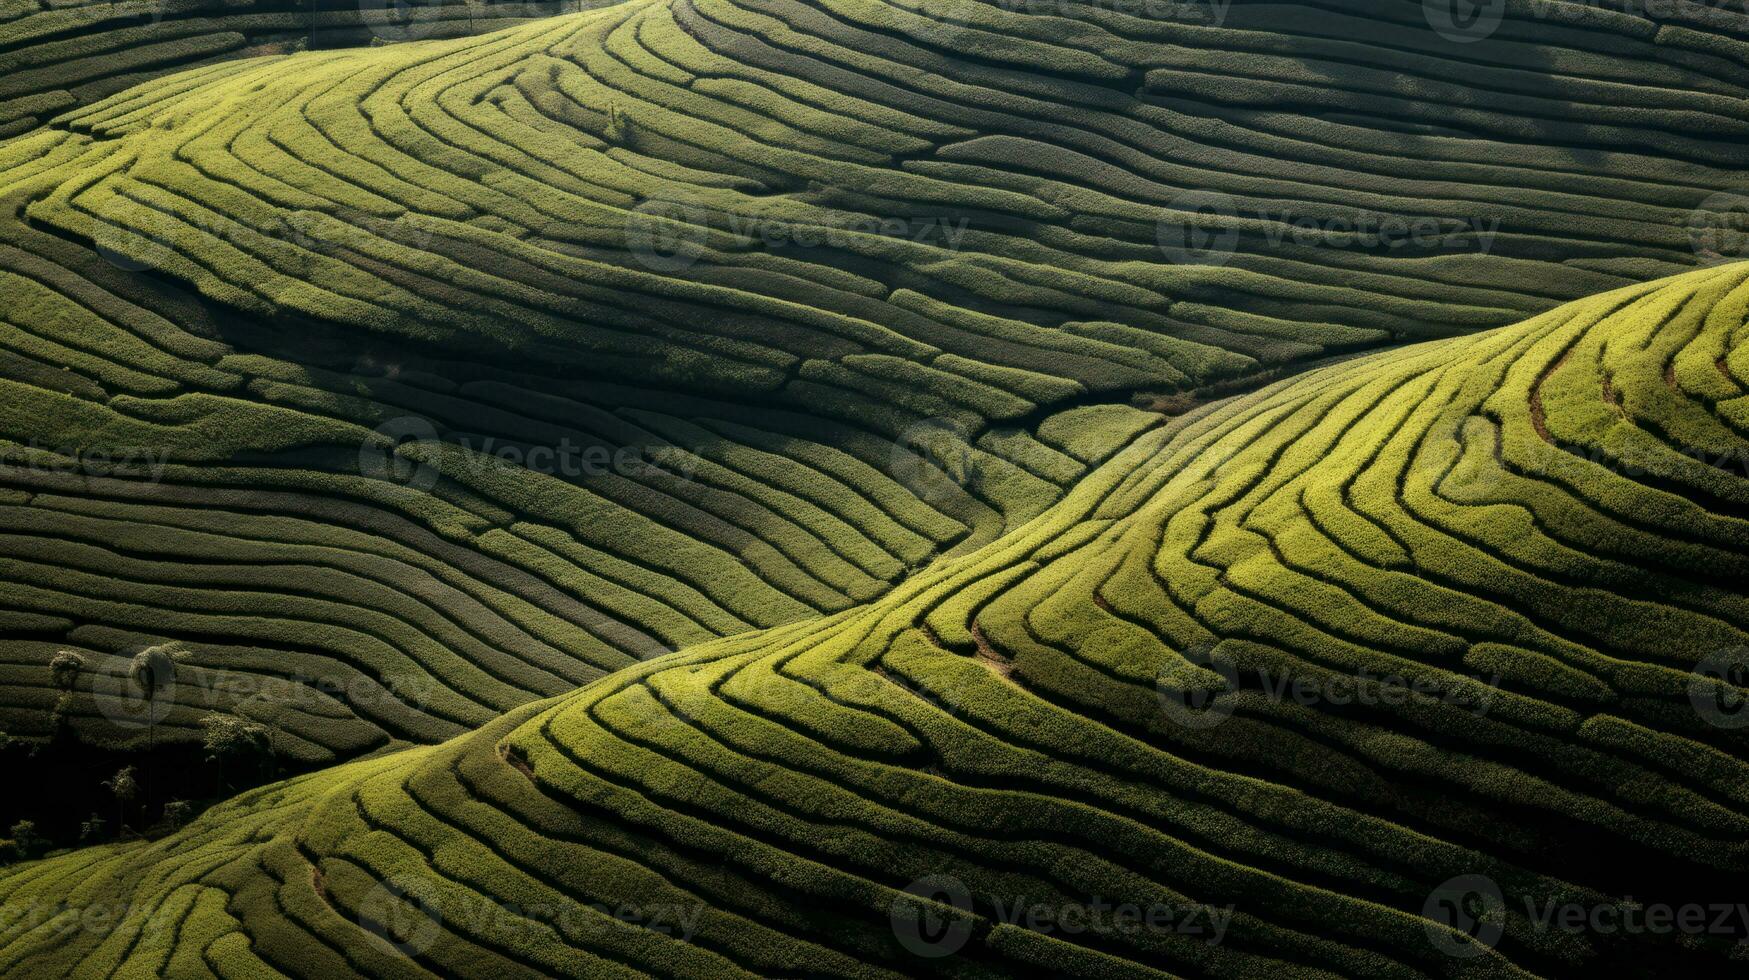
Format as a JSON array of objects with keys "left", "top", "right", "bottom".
[
  {"left": 49, "top": 651, "right": 85, "bottom": 691},
  {"left": 104, "top": 766, "right": 139, "bottom": 830},
  {"left": 79, "top": 812, "right": 107, "bottom": 842},
  {"left": 7, "top": 821, "right": 45, "bottom": 861},
  {"left": 605, "top": 102, "right": 631, "bottom": 143},
  {"left": 200, "top": 714, "right": 272, "bottom": 791},
  {"left": 161, "top": 799, "right": 195, "bottom": 831}
]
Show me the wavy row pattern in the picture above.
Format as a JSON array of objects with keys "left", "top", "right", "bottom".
[
  {"left": 0, "top": 0, "right": 578, "bottom": 138},
  {"left": 2, "top": 0, "right": 1748, "bottom": 757},
  {"left": 7, "top": 264, "right": 1749, "bottom": 977}
]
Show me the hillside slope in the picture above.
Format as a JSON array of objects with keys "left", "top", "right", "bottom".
[
  {"left": 3, "top": 0, "right": 1749, "bottom": 761},
  {"left": 0, "top": 0, "right": 576, "bottom": 138},
  {"left": 7, "top": 264, "right": 1749, "bottom": 978}
]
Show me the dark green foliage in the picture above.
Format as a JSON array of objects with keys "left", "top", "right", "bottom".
[
  {"left": 199, "top": 713, "right": 272, "bottom": 791},
  {"left": 48, "top": 651, "right": 83, "bottom": 690},
  {"left": 7, "top": 267, "right": 1749, "bottom": 976},
  {"left": 0, "top": 2, "right": 1746, "bottom": 977},
  {"left": 3, "top": 820, "right": 46, "bottom": 862}
]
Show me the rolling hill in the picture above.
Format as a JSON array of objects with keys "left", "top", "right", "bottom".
[
  {"left": 5, "top": 262, "right": 1749, "bottom": 977},
  {"left": 3, "top": 0, "right": 1749, "bottom": 768},
  {"left": 2, "top": 1, "right": 1749, "bottom": 976},
  {"left": 0, "top": 0, "right": 578, "bottom": 139}
]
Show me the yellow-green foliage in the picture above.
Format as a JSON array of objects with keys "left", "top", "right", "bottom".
[
  {"left": 7, "top": 266, "right": 1749, "bottom": 976},
  {"left": 1, "top": 2, "right": 1749, "bottom": 973},
  {"left": 1, "top": 0, "right": 1746, "bottom": 767}
]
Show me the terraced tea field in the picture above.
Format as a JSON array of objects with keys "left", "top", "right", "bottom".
[
  {"left": 0, "top": 0, "right": 584, "bottom": 138},
  {"left": 4, "top": 0, "right": 1749, "bottom": 760},
  {"left": 8, "top": 264, "right": 1749, "bottom": 977},
  {"left": 2, "top": 0, "right": 1748, "bottom": 976}
]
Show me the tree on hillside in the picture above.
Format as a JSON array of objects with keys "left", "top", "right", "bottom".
[
  {"left": 2, "top": 821, "right": 46, "bottom": 864},
  {"left": 103, "top": 766, "right": 138, "bottom": 832},
  {"left": 200, "top": 714, "right": 272, "bottom": 792},
  {"left": 48, "top": 651, "right": 87, "bottom": 737},
  {"left": 128, "top": 646, "right": 178, "bottom": 701},
  {"left": 79, "top": 812, "right": 107, "bottom": 843},
  {"left": 49, "top": 651, "right": 85, "bottom": 691},
  {"left": 606, "top": 102, "right": 631, "bottom": 144},
  {"left": 161, "top": 799, "right": 194, "bottom": 832}
]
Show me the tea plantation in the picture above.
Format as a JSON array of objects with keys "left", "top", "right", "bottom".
[
  {"left": 2, "top": 0, "right": 1747, "bottom": 764},
  {"left": 0, "top": 0, "right": 579, "bottom": 138},
  {"left": 7, "top": 264, "right": 1749, "bottom": 976},
  {"left": 0, "top": 0, "right": 1747, "bottom": 975}
]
